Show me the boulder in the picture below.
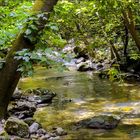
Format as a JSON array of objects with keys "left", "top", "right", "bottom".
[
  {"left": 9, "top": 101, "right": 36, "bottom": 119},
  {"left": 29, "top": 122, "right": 40, "bottom": 134},
  {"left": 27, "top": 89, "right": 56, "bottom": 104},
  {"left": 11, "top": 88, "right": 22, "bottom": 101},
  {"left": 37, "top": 94, "right": 56, "bottom": 104},
  {"left": 76, "top": 115, "right": 120, "bottom": 129},
  {"left": 123, "top": 73, "right": 140, "bottom": 81},
  {"left": 77, "top": 60, "right": 93, "bottom": 71},
  {"left": 5, "top": 117, "right": 29, "bottom": 138},
  {"left": 16, "top": 101, "right": 36, "bottom": 112}
]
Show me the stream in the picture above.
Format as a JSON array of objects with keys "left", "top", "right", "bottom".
[{"left": 19, "top": 67, "right": 140, "bottom": 140}]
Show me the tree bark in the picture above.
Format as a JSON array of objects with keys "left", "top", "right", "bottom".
[
  {"left": 122, "top": 8, "right": 140, "bottom": 51},
  {"left": 123, "top": 24, "right": 129, "bottom": 56},
  {"left": 0, "top": 0, "right": 58, "bottom": 119}
]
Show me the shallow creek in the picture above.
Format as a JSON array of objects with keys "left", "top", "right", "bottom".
[{"left": 19, "top": 67, "right": 140, "bottom": 140}]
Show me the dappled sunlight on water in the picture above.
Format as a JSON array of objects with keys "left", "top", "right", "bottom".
[{"left": 19, "top": 67, "right": 140, "bottom": 139}]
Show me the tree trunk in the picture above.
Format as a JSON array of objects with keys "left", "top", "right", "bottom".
[
  {"left": 122, "top": 8, "right": 140, "bottom": 51},
  {"left": 0, "top": 0, "right": 58, "bottom": 119},
  {"left": 123, "top": 24, "right": 129, "bottom": 56}
]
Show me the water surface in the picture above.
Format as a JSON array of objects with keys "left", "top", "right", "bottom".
[{"left": 19, "top": 67, "right": 140, "bottom": 139}]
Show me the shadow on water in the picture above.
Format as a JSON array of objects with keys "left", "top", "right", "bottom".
[{"left": 19, "top": 67, "right": 140, "bottom": 139}]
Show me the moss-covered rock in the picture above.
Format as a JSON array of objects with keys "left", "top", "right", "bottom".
[
  {"left": 25, "top": 88, "right": 56, "bottom": 104},
  {"left": 0, "top": 130, "right": 10, "bottom": 140},
  {"left": 76, "top": 115, "right": 120, "bottom": 129},
  {"left": 5, "top": 117, "right": 29, "bottom": 138}
]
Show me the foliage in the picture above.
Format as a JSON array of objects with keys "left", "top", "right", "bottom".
[
  {"left": 129, "top": 53, "right": 140, "bottom": 60},
  {"left": 14, "top": 47, "right": 68, "bottom": 76},
  {"left": 1, "top": 0, "right": 140, "bottom": 78},
  {"left": 0, "top": 1, "right": 33, "bottom": 49},
  {"left": 108, "top": 67, "right": 121, "bottom": 81}
]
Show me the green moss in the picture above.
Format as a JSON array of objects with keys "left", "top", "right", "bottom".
[{"left": 32, "top": 0, "right": 44, "bottom": 12}]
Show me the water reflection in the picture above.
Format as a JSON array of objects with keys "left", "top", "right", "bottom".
[{"left": 19, "top": 67, "right": 140, "bottom": 139}]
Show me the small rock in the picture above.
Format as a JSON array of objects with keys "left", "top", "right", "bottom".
[
  {"left": 29, "top": 122, "right": 40, "bottom": 134},
  {"left": 30, "top": 134, "right": 39, "bottom": 139},
  {"left": 10, "top": 136, "right": 25, "bottom": 140},
  {"left": 40, "top": 134, "right": 51, "bottom": 140},
  {"left": 37, "top": 129, "right": 47, "bottom": 135},
  {"left": 5, "top": 117, "right": 29, "bottom": 138},
  {"left": 48, "top": 136, "right": 60, "bottom": 140},
  {"left": 55, "top": 127, "right": 67, "bottom": 136},
  {"left": 36, "top": 133, "right": 43, "bottom": 138},
  {"left": 37, "top": 104, "right": 49, "bottom": 108},
  {"left": 75, "top": 57, "right": 85, "bottom": 64},
  {"left": 23, "top": 118, "right": 35, "bottom": 126},
  {"left": 50, "top": 133, "right": 57, "bottom": 137}
]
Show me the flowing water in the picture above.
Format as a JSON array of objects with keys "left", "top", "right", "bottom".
[{"left": 19, "top": 67, "right": 140, "bottom": 140}]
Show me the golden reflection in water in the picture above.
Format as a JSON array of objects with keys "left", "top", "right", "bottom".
[{"left": 19, "top": 67, "right": 140, "bottom": 139}]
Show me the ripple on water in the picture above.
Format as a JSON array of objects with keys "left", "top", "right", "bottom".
[{"left": 19, "top": 67, "right": 140, "bottom": 139}]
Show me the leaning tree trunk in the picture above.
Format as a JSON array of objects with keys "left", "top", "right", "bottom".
[
  {"left": 122, "top": 8, "right": 140, "bottom": 51},
  {"left": 0, "top": 0, "right": 58, "bottom": 119}
]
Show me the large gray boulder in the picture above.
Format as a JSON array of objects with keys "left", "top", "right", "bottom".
[
  {"left": 76, "top": 115, "right": 120, "bottom": 129},
  {"left": 5, "top": 117, "right": 29, "bottom": 138}
]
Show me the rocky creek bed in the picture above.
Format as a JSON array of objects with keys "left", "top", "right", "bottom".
[
  {"left": 0, "top": 87, "right": 123, "bottom": 140},
  {"left": 0, "top": 88, "right": 68, "bottom": 140},
  {"left": 1, "top": 66, "right": 140, "bottom": 139}
]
